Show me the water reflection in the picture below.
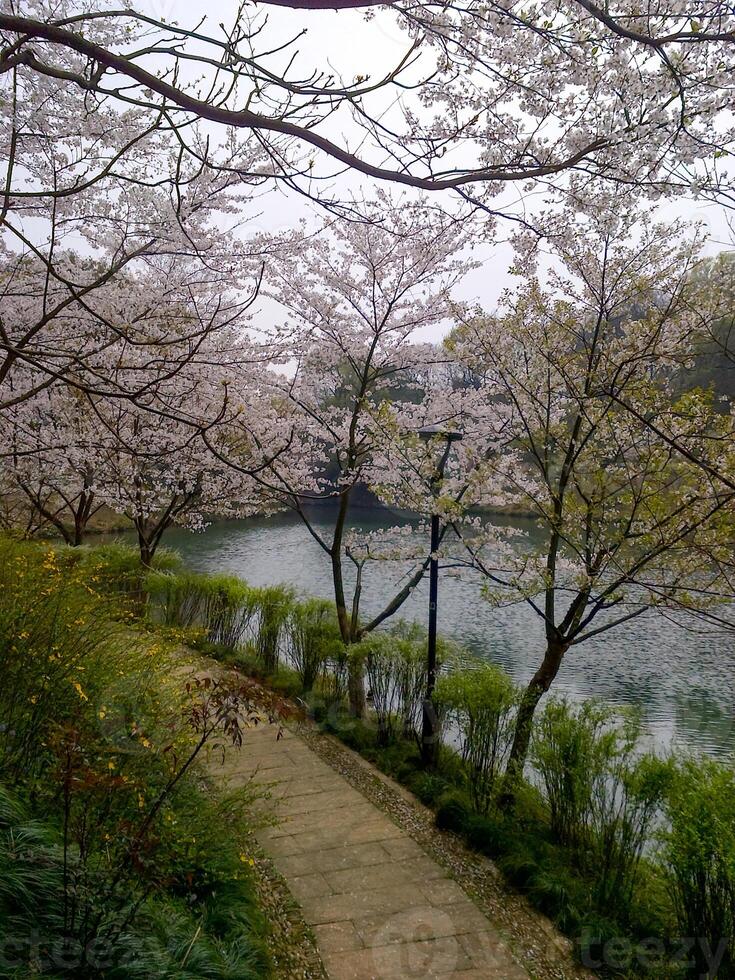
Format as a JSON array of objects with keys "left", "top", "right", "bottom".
[{"left": 146, "top": 510, "right": 735, "bottom": 759}]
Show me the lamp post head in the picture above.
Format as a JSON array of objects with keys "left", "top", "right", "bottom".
[{"left": 418, "top": 425, "right": 463, "bottom": 444}]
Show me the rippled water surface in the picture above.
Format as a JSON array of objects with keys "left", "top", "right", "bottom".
[{"left": 154, "top": 510, "right": 735, "bottom": 758}]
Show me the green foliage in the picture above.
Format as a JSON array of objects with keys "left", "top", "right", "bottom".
[
  {"left": 435, "top": 663, "right": 517, "bottom": 814},
  {"left": 361, "top": 623, "right": 428, "bottom": 745},
  {"left": 662, "top": 756, "right": 735, "bottom": 978},
  {"left": 252, "top": 585, "right": 295, "bottom": 673},
  {"left": 405, "top": 771, "right": 451, "bottom": 807},
  {"left": 77, "top": 541, "right": 180, "bottom": 595},
  {"left": 435, "top": 791, "right": 470, "bottom": 833},
  {"left": 287, "top": 598, "right": 343, "bottom": 692},
  {"left": 145, "top": 569, "right": 255, "bottom": 649},
  {"left": 533, "top": 698, "right": 672, "bottom": 913},
  {"left": 0, "top": 538, "right": 146, "bottom": 783},
  {"left": 0, "top": 783, "right": 269, "bottom": 979},
  {"left": 0, "top": 785, "right": 64, "bottom": 959},
  {"left": 0, "top": 536, "right": 272, "bottom": 977},
  {"left": 532, "top": 698, "right": 615, "bottom": 850},
  {"left": 109, "top": 894, "right": 267, "bottom": 980}
]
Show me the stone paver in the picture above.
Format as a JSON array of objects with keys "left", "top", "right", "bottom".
[{"left": 212, "top": 723, "right": 529, "bottom": 980}]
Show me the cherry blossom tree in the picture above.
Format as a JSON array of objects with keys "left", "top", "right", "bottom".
[
  {"left": 448, "top": 202, "right": 735, "bottom": 787},
  {"left": 205, "top": 198, "right": 478, "bottom": 710},
  {"left": 0, "top": 248, "right": 263, "bottom": 414},
  {"left": 0, "top": 379, "right": 108, "bottom": 545},
  {"left": 3, "top": 0, "right": 734, "bottom": 531},
  {"left": 0, "top": 320, "right": 282, "bottom": 558},
  {"left": 1, "top": 0, "right": 733, "bottom": 212},
  {"left": 0, "top": 1, "right": 267, "bottom": 413},
  {"left": 92, "top": 331, "right": 272, "bottom": 566}
]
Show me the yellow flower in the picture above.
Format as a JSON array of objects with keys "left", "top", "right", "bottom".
[
  {"left": 98, "top": 707, "right": 107, "bottom": 719},
  {"left": 141, "top": 737, "right": 151, "bottom": 749},
  {"left": 73, "top": 681, "right": 88, "bottom": 702},
  {"left": 108, "top": 759, "right": 116, "bottom": 771},
  {"left": 239, "top": 854, "right": 255, "bottom": 867}
]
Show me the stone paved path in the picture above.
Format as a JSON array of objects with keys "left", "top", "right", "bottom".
[{"left": 212, "top": 720, "right": 530, "bottom": 980}]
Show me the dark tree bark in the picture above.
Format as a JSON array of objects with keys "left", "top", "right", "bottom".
[
  {"left": 502, "top": 638, "right": 569, "bottom": 797},
  {"left": 16, "top": 481, "right": 101, "bottom": 547}
]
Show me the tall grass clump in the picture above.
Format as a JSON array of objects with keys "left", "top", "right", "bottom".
[
  {"left": 287, "top": 598, "right": 343, "bottom": 692},
  {"left": 533, "top": 698, "right": 672, "bottom": 911},
  {"left": 252, "top": 585, "right": 294, "bottom": 673},
  {"left": 144, "top": 569, "right": 256, "bottom": 649},
  {"left": 435, "top": 663, "right": 517, "bottom": 814},
  {"left": 661, "top": 756, "right": 735, "bottom": 978},
  {"left": 362, "top": 622, "right": 436, "bottom": 745},
  {"left": 0, "top": 784, "right": 64, "bottom": 958},
  {"left": 144, "top": 568, "right": 208, "bottom": 627},
  {"left": 201, "top": 575, "right": 255, "bottom": 649}
]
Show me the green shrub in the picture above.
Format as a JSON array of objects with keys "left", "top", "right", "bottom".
[
  {"left": 200, "top": 571, "right": 251, "bottom": 634},
  {"left": 533, "top": 698, "right": 672, "bottom": 914},
  {"left": 406, "top": 771, "right": 450, "bottom": 806},
  {"left": 252, "top": 585, "right": 295, "bottom": 673},
  {"left": 0, "top": 536, "right": 273, "bottom": 978},
  {"left": 435, "top": 791, "right": 470, "bottom": 833},
  {"left": 79, "top": 541, "right": 180, "bottom": 596},
  {"left": 361, "top": 634, "right": 410, "bottom": 744},
  {"left": 393, "top": 622, "right": 438, "bottom": 739},
  {"left": 497, "top": 840, "right": 541, "bottom": 890},
  {"left": 661, "top": 756, "right": 735, "bottom": 978},
  {"left": 145, "top": 569, "right": 255, "bottom": 650},
  {"left": 463, "top": 811, "right": 505, "bottom": 855},
  {"left": 528, "top": 857, "right": 584, "bottom": 929},
  {"left": 287, "top": 598, "right": 343, "bottom": 692},
  {"left": 268, "top": 667, "right": 306, "bottom": 701},
  {"left": 434, "top": 663, "right": 517, "bottom": 815},
  {"left": 323, "top": 641, "right": 351, "bottom": 703},
  {"left": 361, "top": 620, "right": 452, "bottom": 746},
  {"left": 533, "top": 698, "right": 615, "bottom": 850}
]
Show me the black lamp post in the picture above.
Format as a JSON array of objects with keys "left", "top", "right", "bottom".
[{"left": 418, "top": 425, "right": 463, "bottom": 767}]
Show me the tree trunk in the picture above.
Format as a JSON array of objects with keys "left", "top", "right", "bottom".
[
  {"left": 71, "top": 488, "right": 96, "bottom": 546},
  {"left": 330, "top": 499, "right": 366, "bottom": 718},
  {"left": 347, "top": 643, "right": 366, "bottom": 719},
  {"left": 502, "top": 638, "right": 569, "bottom": 801},
  {"left": 333, "top": 574, "right": 365, "bottom": 718},
  {"left": 136, "top": 525, "right": 155, "bottom": 568}
]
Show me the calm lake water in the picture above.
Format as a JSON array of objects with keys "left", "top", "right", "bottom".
[{"left": 151, "top": 509, "right": 735, "bottom": 759}]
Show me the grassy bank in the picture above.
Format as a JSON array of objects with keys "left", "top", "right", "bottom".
[
  {"left": 6, "top": 540, "right": 732, "bottom": 978},
  {"left": 0, "top": 537, "right": 279, "bottom": 978},
  {"left": 140, "top": 561, "right": 735, "bottom": 980}
]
